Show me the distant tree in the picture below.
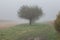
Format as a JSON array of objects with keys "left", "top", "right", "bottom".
[
  {"left": 18, "top": 5, "right": 43, "bottom": 25},
  {"left": 55, "top": 11, "right": 60, "bottom": 32}
]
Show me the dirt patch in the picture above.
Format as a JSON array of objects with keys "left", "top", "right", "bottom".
[{"left": 0, "top": 22, "right": 17, "bottom": 29}]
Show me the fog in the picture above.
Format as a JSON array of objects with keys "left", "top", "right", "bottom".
[{"left": 0, "top": 0, "right": 60, "bottom": 23}]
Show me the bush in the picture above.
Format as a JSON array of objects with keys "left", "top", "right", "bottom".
[{"left": 54, "top": 12, "right": 60, "bottom": 32}]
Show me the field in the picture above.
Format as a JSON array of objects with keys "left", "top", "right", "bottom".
[
  {"left": 0, "top": 23, "right": 60, "bottom": 40},
  {"left": 0, "top": 21, "right": 17, "bottom": 29}
]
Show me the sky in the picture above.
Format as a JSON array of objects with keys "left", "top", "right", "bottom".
[{"left": 0, "top": 0, "right": 60, "bottom": 23}]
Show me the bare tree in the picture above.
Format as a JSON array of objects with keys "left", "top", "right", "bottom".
[{"left": 18, "top": 6, "right": 43, "bottom": 25}]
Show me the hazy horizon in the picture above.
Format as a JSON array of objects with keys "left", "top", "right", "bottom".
[{"left": 0, "top": 0, "right": 60, "bottom": 23}]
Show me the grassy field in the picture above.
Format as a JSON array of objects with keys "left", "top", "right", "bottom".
[{"left": 0, "top": 24, "right": 59, "bottom": 40}]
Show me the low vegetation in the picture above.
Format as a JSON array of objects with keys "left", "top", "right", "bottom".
[{"left": 0, "top": 24, "right": 59, "bottom": 40}]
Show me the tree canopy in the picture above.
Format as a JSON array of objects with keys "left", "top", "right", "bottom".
[{"left": 18, "top": 6, "right": 43, "bottom": 25}]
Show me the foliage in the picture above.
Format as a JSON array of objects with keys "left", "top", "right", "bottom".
[
  {"left": 18, "top": 6, "right": 43, "bottom": 25},
  {"left": 54, "top": 12, "right": 60, "bottom": 32}
]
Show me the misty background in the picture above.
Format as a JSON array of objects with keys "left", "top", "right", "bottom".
[{"left": 0, "top": 0, "right": 60, "bottom": 23}]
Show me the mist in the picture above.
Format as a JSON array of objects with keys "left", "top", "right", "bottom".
[{"left": 0, "top": 0, "right": 60, "bottom": 23}]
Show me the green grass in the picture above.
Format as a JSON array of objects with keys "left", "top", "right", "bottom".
[{"left": 0, "top": 24, "right": 59, "bottom": 40}]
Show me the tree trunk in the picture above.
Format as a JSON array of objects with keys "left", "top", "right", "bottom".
[{"left": 29, "top": 19, "right": 32, "bottom": 25}]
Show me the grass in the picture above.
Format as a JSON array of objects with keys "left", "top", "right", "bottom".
[{"left": 0, "top": 24, "right": 59, "bottom": 40}]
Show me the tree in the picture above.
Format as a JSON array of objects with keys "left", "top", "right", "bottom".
[
  {"left": 54, "top": 11, "right": 60, "bottom": 32},
  {"left": 18, "top": 6, "right": 43, "bottom": 25}
]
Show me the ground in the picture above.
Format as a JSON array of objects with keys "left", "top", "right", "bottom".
[
  {"left": 0, "top": 23, "right": 57, "bottom": 40},
  {"left": 0, "top": 21, "right": 17, "bottom": 29}
]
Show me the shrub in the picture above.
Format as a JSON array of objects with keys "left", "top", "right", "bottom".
[{"left": 54, "top": 12, "right": 60, "bottom": 32}]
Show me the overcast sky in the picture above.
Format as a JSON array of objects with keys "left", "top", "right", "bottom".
[{"left": 0, "top": 0, "right": 60, "bottom": 23}]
